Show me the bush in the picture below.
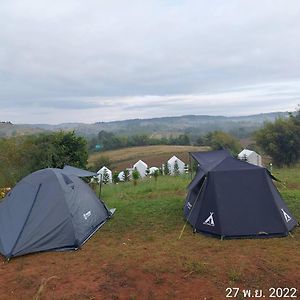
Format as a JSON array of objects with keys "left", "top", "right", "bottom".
[
  {"left": 205, "top": 131, "right": 242, "bottom": 156},
  {"left": 163, "top": 162, "right": 171, "bottom": 175},
  {"left": 0, "top": 131, "right": 88, "bottom": 187},
  {"left": 91, "top": 156, "right": 113, "bottom": 172},
  {"left": 255, "top": 110, "right": 300, "bottom": 166},
  {"left": 132, "top": 168, "right": 141, "bottom": 186},
  {"left": 112, "top": 172, "right": 120, "bottom": 184}
]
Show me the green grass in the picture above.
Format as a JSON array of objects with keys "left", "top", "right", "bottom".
[
  {"left": 273, "top": 164, "right": 300, "bottom": 189},
  {"left": 99, "top": 175, "right": 190, "bottom": 235},
  {"left": 275, "top": 165, "right": 300, "bottom": 221},
  {"left": 98, "top": 170, "right": 300, "bottom": 234}
]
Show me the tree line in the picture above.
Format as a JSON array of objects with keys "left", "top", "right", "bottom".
[
  {"left": 0, "top": 131, "right": 87, "bottom": 187},
  {"left": 1, "top": 108, "right": 299, "bottom": 189},
  {"left": 88, "top": 131, "right": 191, "bottom": 152}
]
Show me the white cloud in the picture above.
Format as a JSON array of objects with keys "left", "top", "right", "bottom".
[
  {"left": 1, "top": 80, "right": 298, "bottom": 124},
  {"left": 0, "top": 0, "right": 300, "bottom": 123}
]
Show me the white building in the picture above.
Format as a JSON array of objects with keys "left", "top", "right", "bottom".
[
  {"left": 96, "top": 166, "right": 112, "bottom": 184},
  {"left": 167, "top": 155, "right": 185, "bottom": 175},
  {"left": 238, "top": 149, "right": 262, "bottom": 167},
  {"left": 133, "top": 160, "right": 148, "bottom": 178}
]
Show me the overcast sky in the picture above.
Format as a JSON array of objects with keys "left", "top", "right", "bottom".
[{"left": 0, "top": 0, "right": 300, "bottom": 124}]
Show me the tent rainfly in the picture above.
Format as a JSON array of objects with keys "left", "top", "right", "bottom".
[
  {"left": 184, "top": 150, "right": 298, "bottom": 239},
  {"left": 0, "top": 166, "right": 115, "bottom": 259}
]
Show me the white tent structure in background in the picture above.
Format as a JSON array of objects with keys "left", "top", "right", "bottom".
[
  {"left": 238, "top": 149, "right": 262, "bottom": 167},
  {"left": 149, "top": 167, "right": 159, "bottom": 175},
  {"left": 133, "top": 160, "right": 148, "bottom": 178},
  {"left": 97, "top": 166, "right": 112, "bottom": 184},
  {"left": 118, "top": 171, "right": 125, "bottom": 182},
  {"left": 168, "top": 155, "right": 185, "bottom": 175},
  {"left": 118, "top": 168, "right": 133, "bottom": 182}
]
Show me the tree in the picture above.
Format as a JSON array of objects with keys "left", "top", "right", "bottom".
[
  {"left": 102, "top": 168, "right": 110, "bottom": 184},
  {"left": 0, "top": 136, "right": 34, "bottom": 187},
  {"left": 27, "top": 131, "right": 88, "bottom": 170},
  {"left": 164, "top": 162, "right": 170, "bottom": 175},
  {"left": 91, "top": 156, "right": 113, "bottom": 172},
  {"left": 173, "top": 160, "right": 180, "bottom": 176},
  {"left": 0, "top": 131, "right": 88, "bottom": 188},
  {"left": 195, "top": 135, "right": 205, "bottom": 146},
  {"left": 122, "top": 169, "right": 130, "bottom": 182},
  {"left": 112, "top": 172, "right": 120, "bottom": 184},
  {"left": 205, "top": 131, "right": 242, "bottom": 156},
  {"left": 132, "top": 168, "right": 140, "bottom": 186},
  {"left": 176, "top": 134, "right": 190, "bottom": 145},
  {"left": 255, "top": 110, "right": 300, "bottom": 166}
]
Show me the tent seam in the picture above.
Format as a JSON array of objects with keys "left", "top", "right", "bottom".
[{"left": 8, "top": 183, "right": 42, "bottom": 259}]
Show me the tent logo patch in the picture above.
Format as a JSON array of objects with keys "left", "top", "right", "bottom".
[
  {"left": 83, "top": 211, "right": 91, "bottom": 220},
  {"left": 187, "top": 202, "right": 192, "bottom": 210},
  {"left": 281, "top": 209, "right": 291, "bottom": 222},
  {"left": 203, "top": 212, "right": 215, "bottom": 227}
]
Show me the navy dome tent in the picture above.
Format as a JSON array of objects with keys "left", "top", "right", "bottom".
[
  {"left": 184, "top": 150, "right": 297, "bottom": 239},
  {"left": 0, "top": 166, "right": 115, "bottom": 259}
]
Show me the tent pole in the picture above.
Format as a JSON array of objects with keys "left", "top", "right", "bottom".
[
  {"left": 189, "top": 152, "right": 192, "bottom": 180},
  {"left": 178, "top": 177, "right": 207, "bottom": 240}
]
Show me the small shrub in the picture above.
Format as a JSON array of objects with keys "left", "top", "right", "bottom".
[
  {"left": 183, "top": 260, "right": 207, "bottom": 275},
  {"left": 132, "top": 168, "right": 140, "bottom": 186},
  {"left": 112, "top": 172, "right": 120, "bottom": 184}
]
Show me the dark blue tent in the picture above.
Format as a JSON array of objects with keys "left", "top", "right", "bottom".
[
  {"left": 0, "top": 166, "right": 115, "bottom": 259},
  {"left": 184, "top": 150, "right": 298, "bottom": 238}
]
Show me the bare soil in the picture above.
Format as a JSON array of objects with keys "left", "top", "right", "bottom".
[{"left": 1, "top": 228, "right": 299, "bottom": 300}]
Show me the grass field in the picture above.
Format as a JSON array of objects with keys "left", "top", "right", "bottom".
[
  {"left": 88, "top": 145, "right": 210, "bottom": 171},
  {"left": 0, "top": 167, "right": 299, "bottom": 299}
]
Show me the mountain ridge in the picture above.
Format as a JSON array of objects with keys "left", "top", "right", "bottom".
[{"left": 0, "top": 111, "right": 290, "bottom": 138}]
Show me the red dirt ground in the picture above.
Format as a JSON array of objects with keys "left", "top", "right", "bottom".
[{"left": 1, "top": 229, "right": 299, "bottom": 300}]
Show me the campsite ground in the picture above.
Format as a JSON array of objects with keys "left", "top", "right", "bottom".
[{"left": 0, "top": 168, "right": 299, "bottom": 299}]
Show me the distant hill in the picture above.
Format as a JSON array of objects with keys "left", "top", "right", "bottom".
[
  {"left": 1, "top": 111, "right": 290, "bottom": 138},
  {"left": 0, "top": 122, "right": 47, "bottom": 138}
]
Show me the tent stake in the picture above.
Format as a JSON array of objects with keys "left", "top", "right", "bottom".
[{"left": 178, "top": 223, "right": 188, "bottom": 240}]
